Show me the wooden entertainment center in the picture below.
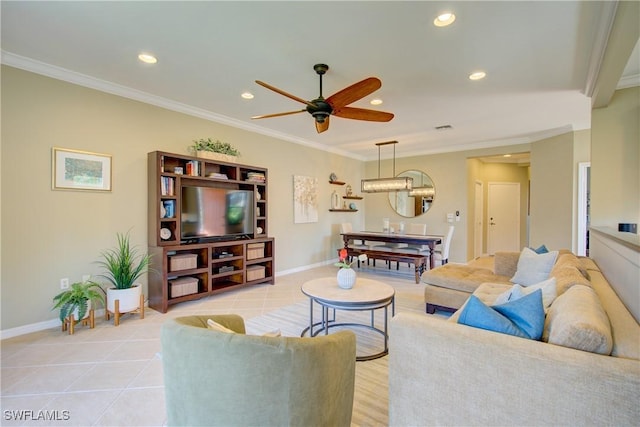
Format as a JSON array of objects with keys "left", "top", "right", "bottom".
[{"left": 147, "top": 151, "right": 274, "bottom": 313}]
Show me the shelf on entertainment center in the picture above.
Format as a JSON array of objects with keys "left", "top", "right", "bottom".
[{"left": 148, "top": 151, "right": 274, "bottom": 313}]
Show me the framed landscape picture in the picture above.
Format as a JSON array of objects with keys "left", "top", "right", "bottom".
[{"left": 52, "top": 147, "right": 112, "bottom": 191}]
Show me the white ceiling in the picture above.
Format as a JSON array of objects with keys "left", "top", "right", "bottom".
[{"left": 1, "top": 1, "right": 638, "bottom": 160}]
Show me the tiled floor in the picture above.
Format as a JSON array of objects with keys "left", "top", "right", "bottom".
[{"left": 1, "top": 263, "right": 432, "bottom": 426}]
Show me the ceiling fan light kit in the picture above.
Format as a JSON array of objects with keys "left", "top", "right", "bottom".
[
  {"left": 252, "top": 64, "right": 394, "bottom": 133},
  {"left": 361, "top": 141, "right": 413, "bottom": 193}
]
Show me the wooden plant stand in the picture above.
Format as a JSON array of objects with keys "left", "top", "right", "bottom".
[
  {"left": 61, "top": 309, "right": 95, "bottom": 335},
  {"left": 105, "top": 294, "right": 145, "bottom": 326}
]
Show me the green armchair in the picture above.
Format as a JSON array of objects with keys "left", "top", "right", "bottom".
[{"left": 161, "top": 314, "right": 356, "bottom": 427}]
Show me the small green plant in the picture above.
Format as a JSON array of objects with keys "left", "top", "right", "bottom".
[
  {"left": 97, "top": 231, "right": 152, "bottom": 290},
  {"left": 191, "top": 138, "right": 240, "bottom": 156},
  {"left": 52, "top": 280, "right": 105, "bottom": 323}
]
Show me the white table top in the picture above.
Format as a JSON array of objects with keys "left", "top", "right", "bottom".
[{"left": 301, "top": 277, "right": 394, "bottom": 306}]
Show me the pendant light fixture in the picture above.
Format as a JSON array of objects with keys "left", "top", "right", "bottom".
[
  {"left": 408, "top": 172, "right": 435, "bottom": 200},
  {"left": 361, "top": 141, "right": 413, "bottom": 193}
]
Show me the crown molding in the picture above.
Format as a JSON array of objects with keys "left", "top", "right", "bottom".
[
  {"left": 617, "top": 73, "right": 640, "bottom": 90},
  {"left": 0, "top": 51, "right": 365, "bottom": 161},
  {"left": 583, "top": 1, "right": 619, "bottom": 98}
]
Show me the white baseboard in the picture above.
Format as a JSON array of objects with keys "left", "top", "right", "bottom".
[
  {"left": 2, "top": 308, "right": 104, "bottom": 340},
  {"left": 275, "top": 259, "right": 335, "bottom": 277},
  {"left": 1, "top": 262, "right": 333, "bottom": 340}
]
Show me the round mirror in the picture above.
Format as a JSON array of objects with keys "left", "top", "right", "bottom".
[{"left": 388, "top": 170, "right": 435, "bottom": 217}]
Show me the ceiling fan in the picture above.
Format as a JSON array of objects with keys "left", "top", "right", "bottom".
[{"left": 252, "top": 64, "right": 394, "bottom": 133}]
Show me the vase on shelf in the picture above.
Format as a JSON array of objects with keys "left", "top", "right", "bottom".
[{"left": 337, "top": 268, "right": 356, "bottom": 289}]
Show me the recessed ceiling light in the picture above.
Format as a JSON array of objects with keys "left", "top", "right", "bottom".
[
  {"left": 503, "top": 154, "right": 512, "bottom": 158},
  {"left": 241, "top": 92, "right": 254, "bottom": 100},
  {"left": 370, "top": 98, "right": 383, "bottom": 106},
  {"left": 138, "top": 53, "right": 157, "bottom": 64},
  {"left": 469, "top": 71, "right": 486, "bottom": 80},
  {"left": 434, "top": 12, "right": 456, "bottom": 27}
]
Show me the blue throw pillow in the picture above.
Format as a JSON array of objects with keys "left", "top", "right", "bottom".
[
  {"left": 458, "top": 289, "right": 545, "bottom": 340},
  {"left": 530, "top": 244, "right": 549, "bottom": 254}
]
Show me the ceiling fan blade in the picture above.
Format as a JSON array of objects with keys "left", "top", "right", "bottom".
[
  {"left": 316, "top": 117, "right": 330, "bottom": 133},
  {"left": 333, "top": 106, "right": 394, "bottom": 122},
  {"left": 255, "top": 80, "right": 316, "bottom": 108},
  {"left": 251, "top": 109, "right": 306, "bottom": 119},
  {"left": 326, "top": 77, "right": 382, "bottom": 109}
]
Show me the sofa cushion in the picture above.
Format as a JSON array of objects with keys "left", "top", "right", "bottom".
[
  {"left": 552, "top": 264, "right": 592, "bottom": 295},
  {"left": 493, "top": 251, "right": 521, "bottom": 277},
  {"left": 554, "top": 253, "right": 590, "bottom": 279},
  {"left": 543, "top": 285, "right": 613, "bottom": 355},
  {"left": 422, "top": 264, "right": 511, "bottom": 293},
  {"left": 458, "top": 290, "right": 545, "bottom": 340},
  {"left": 511, "top": 247, "right": 559, "bottom": 286}
]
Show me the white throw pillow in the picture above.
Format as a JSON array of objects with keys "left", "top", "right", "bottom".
[
  {"left": 207, "top": 319, "right": 281, "bottom": 337},
  {"left": 207, "top": 318, "right": 235, "bottom": 333},
  {"left": 511, "top": 247, "right": 558, "bottom": 286},
  {"left": 523, "top": 277, "right": 558, "bottom": 309},
  {"left": 494, "top": 284, "right": 525, "bottom": 305},
  {"left": 494, "top": 278, "right": 557, "bottom": 310}
]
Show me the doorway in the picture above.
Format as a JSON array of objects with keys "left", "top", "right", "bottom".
[
  {"left": 487, "top": 182, "right": 520, "bottom": 254},
  {"left": 577, "top": 162, "right": 590, "bottom": 256},
  {"left": 474, "top": 180, "right": 484, "bottom": 258}
]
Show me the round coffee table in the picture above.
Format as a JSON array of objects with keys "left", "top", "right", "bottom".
[{"left": 300, "top": 277, "right": 395, "bottom": 361}]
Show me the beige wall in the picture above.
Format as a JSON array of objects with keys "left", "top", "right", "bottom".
[
  {"left": 1, "top": 66, "right": 363, "bottom": 331},
  {"left": 590, "top": 86, "right": 640, "bottom": 321},
  {"left": 363, "top": 144, "right": 532, "bottom": 264},
  {"left": 2, "top": 64, "right": 632, "bottom": 333},
  {"left": 529, "top": 132, "right": 575, "bottom": 250},
  {"left": 591, "top": 86, "right": 640, "bottom": 228}
]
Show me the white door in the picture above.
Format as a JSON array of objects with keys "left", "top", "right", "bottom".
[
  {"left": 487, "top": 182, "right": 520, "bottom": 254},
  {"left": 474, "top": 181, "right": 484, "bottom": 258}
]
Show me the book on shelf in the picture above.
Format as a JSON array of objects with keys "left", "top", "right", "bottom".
[
  {"left": 246, "top": 171, "right": 266, "bottom": 183},
  {"left": 208, "top": 172, "right": 228, "bottom": 179},
  {"left": 161, "top": 176, "right": 175, "bottom": 196},
  {"left": 185, "top": 160, "right": 200, "bottom": 177},
  {"left": 163, "top": 200, "right": 175, "bottom": 218}
]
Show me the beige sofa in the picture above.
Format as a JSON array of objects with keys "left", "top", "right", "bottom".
[
  {"left": 389, "top": 255, "right": 640, "bottom": 426},
  {"left": 422, "top": 249, "right": 573, "bottom": 313}
]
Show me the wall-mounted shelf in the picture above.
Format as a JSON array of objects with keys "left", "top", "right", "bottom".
[
  {"left": 329, "top": 209, "right": 358, "bottom": 212},
  {"left": 343, "top": 196, "right": 363, "bottom": 200},
  {"left": 329, "top": 180, "right": 345, "bottom": 185}
]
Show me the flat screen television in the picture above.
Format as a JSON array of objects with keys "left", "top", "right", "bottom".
[{"left": 181, "top": 186, "right": 254, "bottom": 243}]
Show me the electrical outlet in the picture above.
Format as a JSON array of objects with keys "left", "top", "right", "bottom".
[
  {"left": 60, "top": 278, "right": 69, "bottom": 290},
  {"left": 82, "top": 274, "right": 91, "bottom": 283}
]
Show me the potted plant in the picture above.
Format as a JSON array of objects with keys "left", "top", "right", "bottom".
[
  {"left": 190, "top": 138, "right": 240, "bottom": 163},
  {"left": 335, "top": 248, "right": 357, "bottom": 289},
  {"left": 52, "top": 280, "right": 105, "bottom": 330},
  {"left": 97, "top": 231, "right": 151, "bottom": 323}
]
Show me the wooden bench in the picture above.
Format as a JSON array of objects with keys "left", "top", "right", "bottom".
[{"left": 340, "top": 248, "right": 427, "bottom": 284}]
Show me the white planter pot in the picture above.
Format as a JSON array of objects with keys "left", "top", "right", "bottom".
[
  {"left": 107, "top": 285, "right": 141, "bottom": 313},
  {"left": 196, "top": 151, "right": 237, "bottom": 163},
  {"left": 71, "top": 300, "right": 92, "bottom": 321},
  {"left": 337, "top": 268, "right": 357, "bottom": 289}
]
